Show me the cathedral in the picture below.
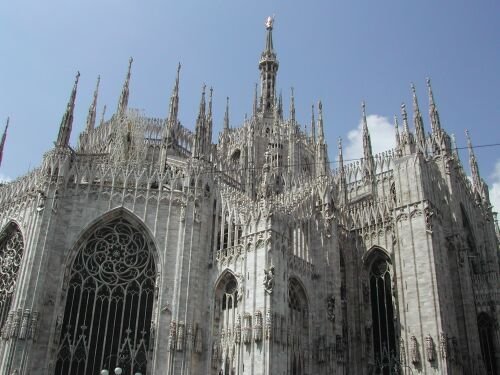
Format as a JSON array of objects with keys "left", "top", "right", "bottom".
[{"left": 0, "top": 17, "right": 498, "bottom": 375}]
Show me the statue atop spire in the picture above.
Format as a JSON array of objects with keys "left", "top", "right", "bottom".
[
  {"left": 56, "top": 71, "right": 80, "bottom": 148},
  {"left": 259, "top": 16, "right": 279, "bottom": 114},
  {"left": 317, "top": 101, "right": 325, "bottom": 142},
  {"left": 400, "top": 102, "right": 415, "bottom": 155},
  {"left": 117, "top": 57, "right": 133, "bottom": 117},
  {"left": 0, "top": 117, "right": 9, "bottom": 168}
]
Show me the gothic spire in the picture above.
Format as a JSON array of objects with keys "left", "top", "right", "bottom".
[
  {"left": 168, "top": 63, "right": 181, "bottom": 124},
  {"left": 362, "top": 101, "right": 373, "bottom": 161},
  {"left": 193, "top": 84, "right": 207, "bottom": 159},
  {"left": 85, "top": 75, "right": 100, "bottom": 132},
  {"left": 411, "top": 83, "right": 426, "bottom": 155},
  {"left": 338, "top": 136, "right": 344, "bottom": 171},
  {"left": 117, "top": 57, "right": 133, "bottom": 116},
  {"left": 426, "top": 77, "right": 441, "bottom": 133},
  {"left": 278, "top": 90, "right": 283, "bottom": 119},
  {"left": 289, "top": 87, "right": 295, "bottom": 123},
  {"left": 400, "top": 102, "right": 415, "bottom": 155},
  {"left": 310, "top": 104, "right": 316, "bottom": 142},
  {"left": 394, "top": 115, "right": 401, "bottom": 155},
  {"left": 466, "top": 130, "right": 481, "bottom": 191},
  {"left": 56, "top": 71, "right": 80, "bottom": 148},
  {"left": 224, "top": 97, "right": 230, "bottom": 130},
  {"left": 253, "top": 83, "right": 258, "bottom": 116},
  {"left": 317, "top": 101, "right": 325, "bottom": 142},
  {"left": 99, "top": 105, "right": 107, "bottom": 127},
  {"left": 206, "top": 87, "right": 214, "bottom": 147},
  {"left": 451, "top": 133, "right": 460, "bottom": 161},
  {"left": 0, "top": 117, "right": 9, "bottom": 168},
  {"left": 259, "top": 16, "right": 279, "bottom": 113}
]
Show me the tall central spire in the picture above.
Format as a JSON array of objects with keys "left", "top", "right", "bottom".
[{"left": 259, "top": 16, "right": 279, "bottom": 114}]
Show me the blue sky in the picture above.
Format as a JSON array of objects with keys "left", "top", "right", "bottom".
[{"left": 1, "top": 1, "right": 499, "bottom": 209}]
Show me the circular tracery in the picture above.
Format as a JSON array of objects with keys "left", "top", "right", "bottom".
[{"left": 55, "top": 217, "right": 156, "bottom": 375}]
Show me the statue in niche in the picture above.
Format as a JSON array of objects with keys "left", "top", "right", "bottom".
[{"left": 263, "top": 266, "right": 275, "bottom": 294}]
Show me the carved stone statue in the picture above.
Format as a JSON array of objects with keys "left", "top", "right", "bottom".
[{"left": 263, "top": 266, "right": 275, "bottom": 294}]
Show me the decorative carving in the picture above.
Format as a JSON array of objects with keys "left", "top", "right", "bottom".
[
  {"left": 263, "top": 266, "right": 275, "bottom": 294},
  {"left": 265, "top": 309, "right": 272, "bottom": 340},
  {"left": 176, "top": 321, "right": 185, "bottom": 351},
  {"left": 439, "top": 332, "right": 448, "bottom": 359},
  {"left": 410, "top": 336, "right": 419, "bottom": 365},
  {"left": 235, "top": 315, "right": 241, "bottom": 344},
  {"left": 235, "top": 273, "right": 244, "bottom": 302},
  {"left": 18, "top": 309, "right": 30, "bottom": 339},
  {"left": 168, "top": 320, "right": 177, "bottom": 351},
  {"left": 54, "top": 315, "right": 63, "bottom": 344},
  {"left": 425, "top": 334, "right": 435, "bottom": 362},
  {"left": 10, "top": 309, "right": 21, "bottom": 338},
  {"left": 400, "top": 338, "right": 406, "bottom": 366},
  {"left": 186, "top": 322, "right": 194, "bottom": 351},
  {"left": 243, "top": 314, "right": 252, "bottom": 344},
  {"left": 424, "top": 207, "right": 434, "bottom": 233},
  {"left": 254, "top": 310, "right": 262, "bottom": 342},
  {"left": 1, "top": 311, "right": 13, "bottom": 340},
  {"left": 149, "top": 320, "right": 156, "bottom": 351},
  {"left": 327, "top": 295, "right": 336, "bottom": 322}
]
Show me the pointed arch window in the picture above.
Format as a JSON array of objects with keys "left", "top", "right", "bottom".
[
  {"left": 478, "top": 312, "right": 497, "bottom": 375},
  {"left": 368, "top": 253, "right": 397, "bottom": 372},
  {"left": 288, "top": 278, "right": 308, "bottom": 375},
  {"left": 212, "top": 272, "right": 240, "bottom": 374},
  {"left": 0, "top": 223, "right": 24, "bottom": 328},
  {"left": 54, "top": 218, "right": 156, "bottom": 375}
]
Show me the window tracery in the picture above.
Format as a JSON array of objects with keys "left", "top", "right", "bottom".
[
  {"left": 0, "top": 224, "right": 24, "bottom": 329},
  {"left": 54, "top": 218, "right": 156, "bottom": 375},
  {"left": 369, "top": 255, "right": 397, "bottom": 374}
]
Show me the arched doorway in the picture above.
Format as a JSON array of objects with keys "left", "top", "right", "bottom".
[
  {"left": 288, "top": 277, "right": 308, "bottom": 375},
  {"left": 0, "top": 223, "right": 25, "bottom": 329},
  {"left": 478, "top": 312, "right": 498, "bottom": 375},
  {"left": 54, "top": 216, "right": 157, "bottom": 375}
]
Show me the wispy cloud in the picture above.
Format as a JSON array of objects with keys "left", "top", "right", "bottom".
[
  {"left": 489, "top": 160, "right": 500, "bottom": 214},
  {"left": 343, "top": 114, "right": 395, "bottom": 162},
  {"left": 0, "top": 173, "right": 11, "bottom": 183}
]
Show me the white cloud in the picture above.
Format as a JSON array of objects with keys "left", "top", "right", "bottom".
[
  {"left": 489, "top": 159, "right": 500, "bottom": 214},
  {"left": 343, "top": 114, "right": 395, "bottom": 162},
  {"left": 0, "top": 173, "right": 11, "bottom": 183}
]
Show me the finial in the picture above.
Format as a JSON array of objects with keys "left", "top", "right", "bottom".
[
  {"left": 338, "top": 136, "right": 342, "bottom": 151},
  {"left": 362, "top": 101, "right": 368, "bottom": 132},
  {"left": 289, "top": 87, "right": 295, "bottom": 123}
]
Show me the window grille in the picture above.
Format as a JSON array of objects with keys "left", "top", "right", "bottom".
[
  {"left": 0, "top": 225, "right": 24, "bottom": 329},
  {"left": 54, "top": 218, "right": 156, "bottom": 375}
]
